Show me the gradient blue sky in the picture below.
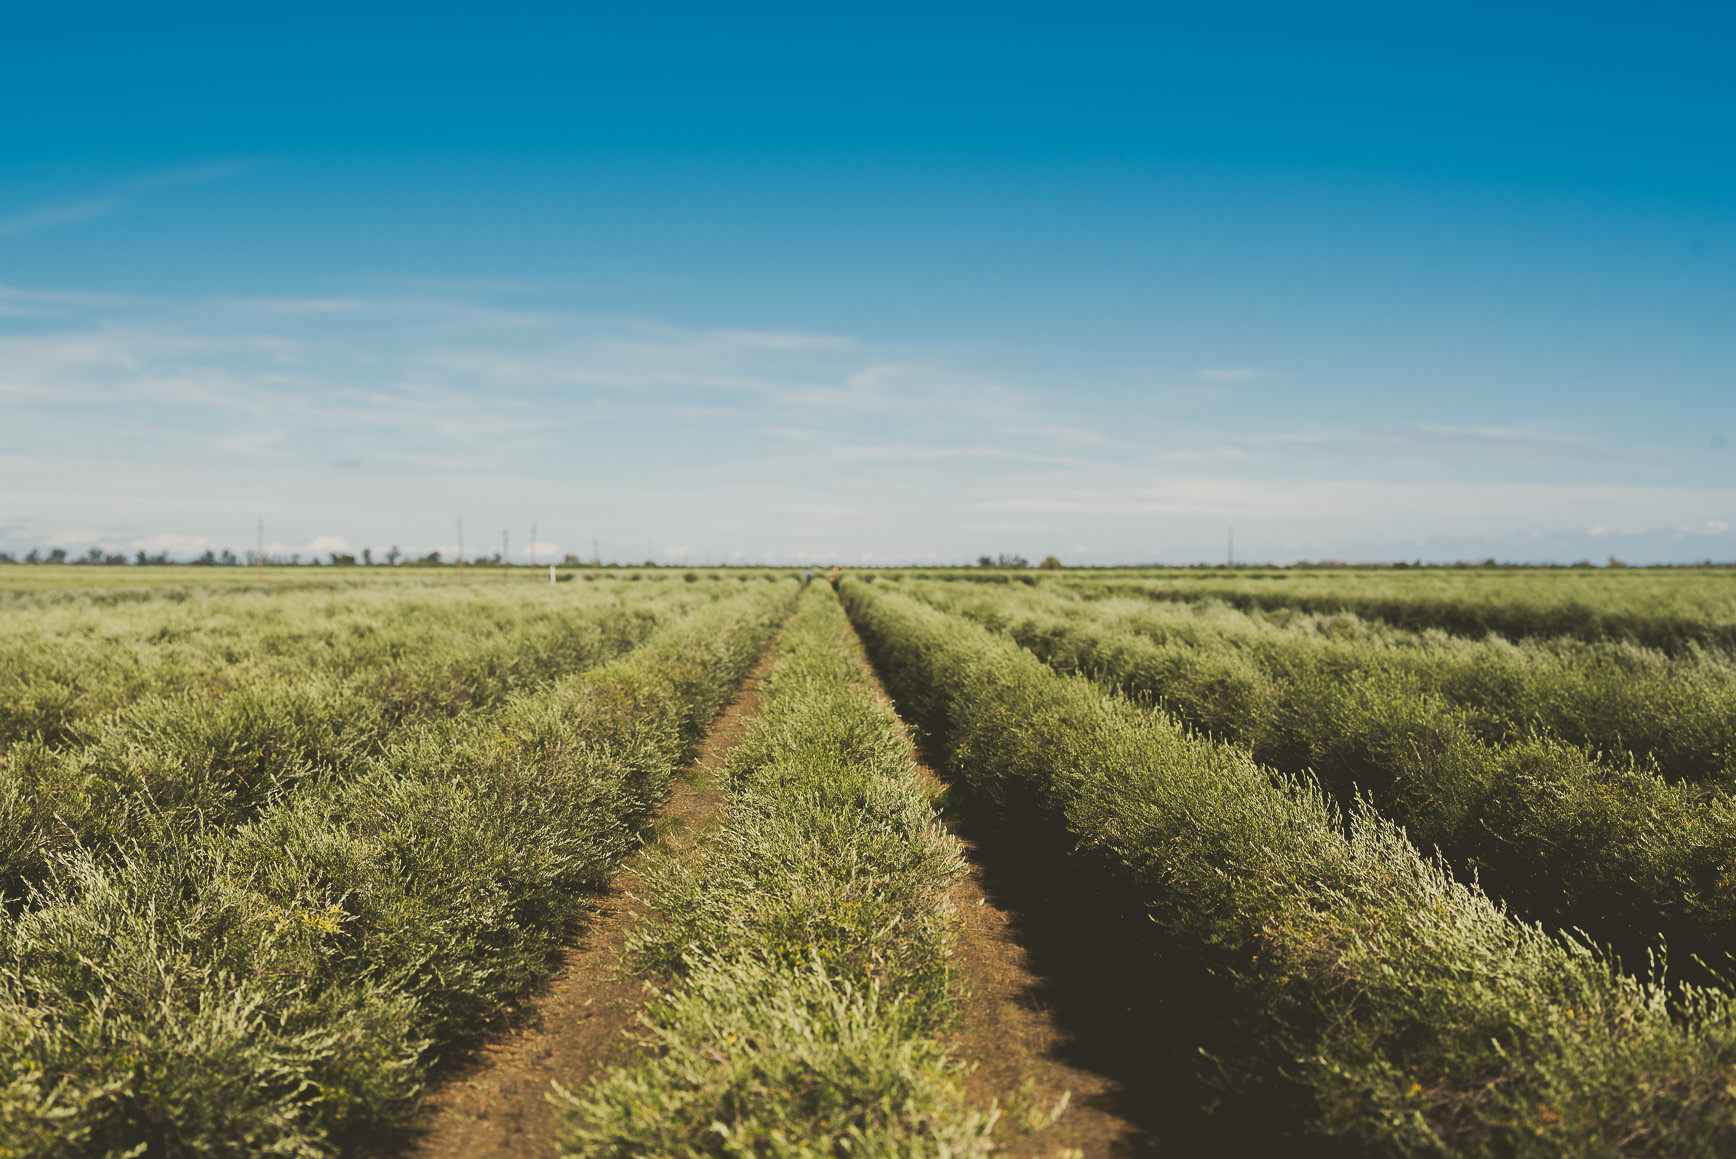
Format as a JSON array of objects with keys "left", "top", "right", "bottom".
[{"left": 3, "top": 1, "right": 1732, "bottom": 565}]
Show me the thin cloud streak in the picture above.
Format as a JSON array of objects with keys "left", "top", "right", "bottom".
[
  {"left": 1, "top": 279, "right": 1724, "bottom": 565},
  {"left": 0, "top": 160, "right": 261, "bottom": 240}
]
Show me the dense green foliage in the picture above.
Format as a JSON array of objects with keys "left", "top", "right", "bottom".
[
  {"left": 0, "top": 578, "right": 795, "bottom": 1157},
  {"left": 900, "top": 579, "right": 1736, "bottom": 975},
  {"left": 845, "top": 579, "right": 1736, "bottom": 1156},
  {"left": 0, "top": 582, "right": 744, "bottom": 903},
  {"left": 0, "top": 577, "right": 707, "bottom": 752},
  {"left": 557, "top": 589, "right": 995, "bottom": 1156},
  {"left": 918, "top": 577, "right": 1736, "bottom": 782}
]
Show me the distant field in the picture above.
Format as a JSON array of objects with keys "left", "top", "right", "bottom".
[
  {"left": 0, "top": 563, "right": 524, "bottom": 593},
  {"left": 895, "top": 565, "right": 1736, "bottom": 650},
  {"left": 0, "top": 563, "right": 783, "bottom": 594}
]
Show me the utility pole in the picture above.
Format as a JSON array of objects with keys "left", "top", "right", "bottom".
[
  {"left": 257, "top": 517, "right": 264, "bottom": 579},
  {"left": 456, "top": 515, "right": 465, "bottom": 581}
]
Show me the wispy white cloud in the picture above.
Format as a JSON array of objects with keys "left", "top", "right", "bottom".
[
  {"left": 973, "top": 479, "right": 1736, "bottom": 531},
  {"left": 0, "top": 159, "right": 259, "bottom": 239},
  {"left": 0, "top": 282, "right": 141, "bottom": 319},
  {"left": 241, "top": 297, "right": 372, "bottom": 315},
  {"left": 711, "top": 329, "right": 855, "bottom": 352},
  {"left": 0, "top": 196, "right": 129, "bottom": 238},
  {"left": 831, "top": 442, "right": 1072, "bottom": 465},
  {"left": 2, "top": 278, "right": 1727, "bottom": 565},
  {"left": 1144, "top": 423, "right": 1608, "bottom": 466},
  {"left": 993, "top": 423, "right": 1135, "bottom": 448}
]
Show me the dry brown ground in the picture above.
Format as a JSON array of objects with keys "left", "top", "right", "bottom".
[
  {"left": 837, "top": 612, "right": 1155, "bottom": 1159},
  {"left": 400, "top": 644, "right": 774, "bottom": 1159}
]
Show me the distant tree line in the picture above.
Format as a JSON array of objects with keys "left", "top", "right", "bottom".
[
  {"left": 3, "top": 545, "right": 1724, "bottom": 570},
  {"left": 0, "top": 546, "right": 401, "bottom": 566},
  {"left": 0, "top": 543, "right": 557, "bottom": 567}
]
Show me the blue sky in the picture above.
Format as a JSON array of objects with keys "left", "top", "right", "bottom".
[{"left": 2, "top": 2, "right": 1732, "bottom": 565}]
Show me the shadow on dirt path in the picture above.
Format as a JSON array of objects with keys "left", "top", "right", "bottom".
[
  {"left": 838, "top": 607, "right": 1157, "bottom": 1157},
  {"left": 840, "top": 600, "right": 1356, "bottom": 1159}
]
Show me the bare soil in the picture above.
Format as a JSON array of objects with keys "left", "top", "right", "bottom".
[
  {"left": 400, "top": 645, "right": 776, "bottom": 1159},
  {"left": 837, "top": 614, "right": 1156, "bottom": 1158}
]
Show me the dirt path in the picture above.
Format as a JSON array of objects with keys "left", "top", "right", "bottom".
[
  {"left": 400, "top": 643, "right": 778, "bottom": 1159},
  {"left": 837, "top": 610, "right": 1155, "bottom": 1158}
]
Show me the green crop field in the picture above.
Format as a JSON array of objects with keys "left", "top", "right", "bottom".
[
  {"left": 1, "top": 569, "right": 798, "bottom": 1156},
  {"left": 850, "top": 568, "right": 1736, "bottom": 1154},
  {"left": 6, "top": 565, "right": 1736, "bottom": 1155}
]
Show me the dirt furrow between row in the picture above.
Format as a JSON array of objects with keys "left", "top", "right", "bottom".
[
  {"left": 401, "top": 640, "right": 779, "bottom": 1159},
  {"left": 405, "top": 594, "right": 1153, "bottom": 1158},
  {"left": 839, "top": 615, "right": 1155, "bottom": 1158}
]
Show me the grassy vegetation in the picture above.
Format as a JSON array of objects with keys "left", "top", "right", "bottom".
[
  {"left": 0, "top": 580, "right": 741, "bottom": 903},
  {"left": 1035, "top": 567, "right": 1736, "bottom": 653},
  {"left": 908, "top": 577, "right": 1736, "bottom": 782},
  {"left": 555, "top": 588, "right": 997, "bottom": 1156},
  {"left": 844, "top": 578, "right": 1736, "bottom": 1156},
  {"left": 0, "top": 564, "right": 798, "bottom": 595},
  {"left": 0, "top": 575, "right": 737, "bottom": 748},
  {"left": 12, "top": 563, "right": 1734, "bottom": 1153},
  {"left": 0, "top": 579, "right": 795, "bottom": 1157},
  {"left": 0, "top": 565, "right": 394, "bottom": 594},
  {"left": 897, "top": 578, "right": 1736, "bottom": 976}
]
